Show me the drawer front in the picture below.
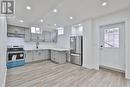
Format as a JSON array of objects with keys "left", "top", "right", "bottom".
[{"left": 7, "top": 60, "right": 25, "bottom": 69}]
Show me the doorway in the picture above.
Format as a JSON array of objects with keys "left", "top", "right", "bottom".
[{"left": 99, "top": 22, "right": 125, "bottom": 71}]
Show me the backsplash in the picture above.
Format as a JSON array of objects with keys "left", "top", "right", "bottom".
[{"left": 7, "top": 37, "right": 57, "bottom": 50}]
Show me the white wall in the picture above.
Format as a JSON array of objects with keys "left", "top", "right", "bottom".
[
  {"left": 57, "top": 26, "right": 71, "bottom": 49},
  {"left": 82, "top": 19, "right": 98, "bottom": 69},
  {"left": 57, "top": 25, "right": 84, "bottom": 49},
  {"left": 0, "top": 16, "right": 7, "bottom": 87},
  {"left": 82, "top": 8, "right": 130, "bottom": 79}
]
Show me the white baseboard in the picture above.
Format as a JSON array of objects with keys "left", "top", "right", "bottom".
[
  {"left": 100, "top": 65, "right": 125, "bottom": 73},
  {"left": 0, "top": 66, "right": 7, "bottom": 87}
]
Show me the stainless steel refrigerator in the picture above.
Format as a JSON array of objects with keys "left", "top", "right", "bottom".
[{"left": 70, "top": 36, "right": 83, "bottom": 66}]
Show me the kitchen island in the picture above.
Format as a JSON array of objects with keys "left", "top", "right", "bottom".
[{"left": 24, "top": 48, "right": 70, "bottom": 64}]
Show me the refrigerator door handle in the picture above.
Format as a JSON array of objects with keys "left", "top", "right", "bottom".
[{"left": 70, "top": 54, "right": 80, "bottom": 57}]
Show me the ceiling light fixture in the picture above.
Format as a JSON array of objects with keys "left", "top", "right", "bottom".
[
  {"left": 26, "top": 6, "right": 31, "bottom": 10},
  {"left": 53, "top": 9, "right": 57, "bottom": 13},
  {"left": 102, "top": 2, "right": 107, "bottom": 6},
  {"left": 40, "top": 19, "right": 44, "bottom": 23},
  {"left": 19, "top": 20, "right": 24, "bottom": 23},
  {"left": 78, "top": 24, "right": 81, "bottom": 26},
  {"left": 69, "top": 17, "right": 73, "bottom": 20},
  {"left": 54, "top": 24, "right": 57, "bottom": 26}
]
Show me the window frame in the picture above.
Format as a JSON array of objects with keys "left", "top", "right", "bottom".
[
  {"left": 57, "top": 27, "right": 64, "bottom": 35},
  {"left": 103, "top": 27, "right": 120, "bottom": 49},
  {"left": 31, "top": 27, "right": 42, "bottom": 34}
]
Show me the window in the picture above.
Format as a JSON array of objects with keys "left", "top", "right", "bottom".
[
  {"left": 57, "top": 27, "right": 64, "bottom": 35},
  {"left": 31, "top": 27, "right": 35, "bottom": 33},
  {"left": 31, "top": 27, "right": 41, "bottom": 34},
  {"left": 104, "top": 28, "right": 119, "bottom": 48}
]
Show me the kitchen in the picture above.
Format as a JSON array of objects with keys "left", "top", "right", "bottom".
[{"left": 6, "top": 24, "right": 83, "bottom": 68}]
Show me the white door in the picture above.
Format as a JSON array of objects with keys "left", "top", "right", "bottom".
[{"left": 100, "top": 22, "right": 125, "bottom": 71}]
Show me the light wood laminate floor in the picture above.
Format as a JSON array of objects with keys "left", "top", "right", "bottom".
[{"left": 6, "top": 61, "right": 130, "bottom": 87}]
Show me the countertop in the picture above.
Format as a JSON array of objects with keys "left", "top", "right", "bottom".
[{"left": 24, "top": 48, "right": 70, "bottom": 51}]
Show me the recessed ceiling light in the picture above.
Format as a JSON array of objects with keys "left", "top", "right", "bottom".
[
  {"left": 19, "top": 20, "right": 24, "bottom": 23},
  {"left": 53, "top": 9, "right": 57, "bottom": 13},
  {"left": 54, "top": 24, "right": 57, "bottom": 26},
  {"left": 40, "top": 19, "right": 44, "bottom": 23},
  {"left": 26, "top": 6, "right": 31, "bottom": 10},
  {"left": 78, "top": 24, "right": 81, "bottom": 26},
  {"left": 69, "top": 17, "right": 73, "bottom": 20},
  {"left": 102, "top": 2, "right": 107, "bottom": 6}
]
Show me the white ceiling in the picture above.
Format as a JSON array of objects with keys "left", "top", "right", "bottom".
[{"left": 7, "top": 0, "right": 130, "bottom": 28}]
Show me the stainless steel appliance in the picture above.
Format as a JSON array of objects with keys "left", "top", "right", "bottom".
[
  {"left": 7, "top": 46, "right": 25, "bottom": 68},
  {"left": 70, "top": 36, "right": 83, "bottom": 66}
]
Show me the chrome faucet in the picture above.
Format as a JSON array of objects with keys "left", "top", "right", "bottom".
[{"left": 36, "top": 36, "right": 39, "bottom": 49}]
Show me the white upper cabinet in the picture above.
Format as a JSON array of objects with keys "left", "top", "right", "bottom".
[
  {"left": 25, "top": 28, "right": 31, "bottom": 42},
  {"left": 71, "top": 25, "right": 83, "bottom": 36},
  {"left": 7, "top": 25, "right": 25, "bottom": 38},
  {"left": 44, "top": 31, "right": 52, "bottom": 42},
  {"left": 51, "top": 31, "right": 57, "bottom": 42},
  {"left": 25, "top": 28, "right": 57, "bottom": 43}
]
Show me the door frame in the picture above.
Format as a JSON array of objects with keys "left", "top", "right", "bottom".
[
  {"left": 99, "top": 22, "right": 125, "bottom": 72},
  {"left": 96, "top": 19, "right": 128, "bottom": 78}
]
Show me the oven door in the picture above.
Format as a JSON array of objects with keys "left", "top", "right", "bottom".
[{"left": 8, "top": 52, "right": 24, "bottom": 61}]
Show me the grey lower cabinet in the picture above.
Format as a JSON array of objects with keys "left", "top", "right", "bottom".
[
  {"left": 51, "top": 50, "right": 66, "bottom": 64},
  {"left": 25, "top": 51, "right": 33, "bottom": 63},
  {"left": 33, "top": 50, "right": 42, "bottom": 61},
  {"left": 25, "top": 50, "right": 49, "bottom": 63},
  {"left": 25, "top": 49, "right": 67, "bottom": 64}
]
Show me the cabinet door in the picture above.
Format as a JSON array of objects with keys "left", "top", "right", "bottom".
[
  {"left": 8, "top": 25, "right": 25, "bottom": 34},
  {"left": 44, "top": 31, "right": 51, "bottom": 42},
  {"left": 39, "top": 33, "right": 45, "bottom": 42},
  {"left": 51, "top": 31, "right": 57, "bottom": 42},
  {"left": 45, "top": 50, "right": 49, "bottom": 59},
  {"left": 25, "top": 51, "right": 33, "bottom": 63},
  {"left": 17, "top": 27, "right": 25, "bottom": 35},
  {"left": 38, "top": 51, "right": 43, "bottom": 60},
  {"left": 51, "top": 50, "right": 55, "bottom": 61},
  {"left": 7, "top": 25, "right": 25, "bottom": 38},
  {"left": 40, "top": 50, "right": 46, "bottom": 60},
  {"left": 31, "top": 34, "right": 37, "bottom": 41},
  {"left": 42, "top": 50, "right": 49, "bottom": 60},
  {"left": 25, "top": 29, "right": 31, "bottom": 42},
  {"left": 55, "top": 51, "right": 66, "bottom": 64},
  {"left": 33, "top": 51, "right": 43, "bottom": 61}
]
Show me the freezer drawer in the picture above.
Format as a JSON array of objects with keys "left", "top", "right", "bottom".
[{"left": 71, "top": 54, "right": 81, "bottom": 65}]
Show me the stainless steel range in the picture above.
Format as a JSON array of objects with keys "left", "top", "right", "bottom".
[{"left": 7, "top": 45, "right": 25, "bottom": 68}]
